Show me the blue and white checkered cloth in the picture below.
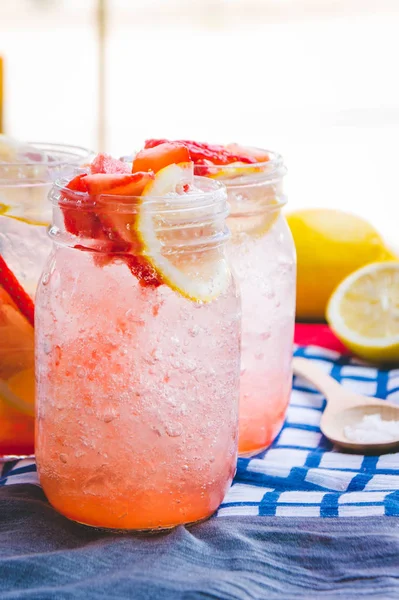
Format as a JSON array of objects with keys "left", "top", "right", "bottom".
[{"left": 2, "top": 345, "right": 399, "bottom": 518}]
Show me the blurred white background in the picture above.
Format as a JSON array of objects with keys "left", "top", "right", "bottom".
[{"left": 1, "top": 0, "right": 399, "bottom": 242}]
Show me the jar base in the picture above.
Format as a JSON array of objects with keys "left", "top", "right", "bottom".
[
  {"left": 238, "top": 417, "right": 286, "bottom": 458},
  {"left": 70, "top": 511, "right": 216, "bottom": 534},
  {"left": 238, "top": 444, "right": 273, "bottom": 458}
]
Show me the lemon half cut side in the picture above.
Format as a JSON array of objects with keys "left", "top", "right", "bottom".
[{"left": 326, "top": 261, "right": 399, "bottom": 363}]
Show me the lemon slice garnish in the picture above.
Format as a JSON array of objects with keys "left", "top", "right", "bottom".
[
  {"left": 207, "top": 161, "right": 263, "bottom": 180},
  {"left": 229, "top": 198, "right": 280, "bottom": 241},
  {"left": 138, "top": 162, "right": 229, "bottom": 302},
  {"left": 0, "top": 204, "right": 49, "bottom": 227},
  {"left": 326, "top": 261, "right": 399, "bottom": 363}
]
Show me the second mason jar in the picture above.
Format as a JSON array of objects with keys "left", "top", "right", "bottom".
[
  {"left": 0, "top": 141, "right": 93, "bottom": 459},
  {"left": 196, "top": 151, "right": 296, "bottom": 456},
  {"left": 35, "top": 171, "right": 241, "bottom": 531}
]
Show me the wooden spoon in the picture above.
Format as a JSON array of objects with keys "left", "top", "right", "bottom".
[{"left": 293, "top": 357, "right": 399, "bottom": 454}]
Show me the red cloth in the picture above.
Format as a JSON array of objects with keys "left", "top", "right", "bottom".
[{"left": 294, "top": 323, "right": 349, "bottom": 354}]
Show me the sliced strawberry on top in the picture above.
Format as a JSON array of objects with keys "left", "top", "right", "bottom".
[
  {"left": 0, "top": 256, "right": 34, "bottom": 327},
  {"left": 84, "top": 172, "right": 153, "bottom": 197},
  {"left": 92, "top": 172, "right": 162, "bottom": 286},
  {"left": 193, "top": 158, "right": 215, "bottom": 176},
  {"left": 144, "top": 139, "right": 257, "bottom": 166},
  {"left": 132, "top": 142, "right": 190, "bottom": 175},
  {"left": 90, "top": 153, "right": 130, "bottom": 175},
  {"left": 62, "top": 166, "right": 162, "bottom": 288},
  {"left": 225, "top": 143, "right": 270, "bottom": 163},
  {"left": 92, "top": 172, "right": 154, "bottom": 249},
  {"left": 63, "top": 173, "right": 88, "bottom": 194},
  {"left": 60, "top": 174, "right": 104, "bottom": 240}
]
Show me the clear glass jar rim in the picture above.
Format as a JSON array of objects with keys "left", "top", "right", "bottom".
[
  {"left": 0, "top": 142, "right": 93, "bottom": 168},
  {"left": 52, "top": 174, "right": 228, "bottom": 214},
  {"left": 194, "top": 147, "right": 286, "bottom": 187}
]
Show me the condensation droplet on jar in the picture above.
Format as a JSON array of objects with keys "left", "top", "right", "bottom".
[
  {"left": 182, "top": 359, "right": 196, "bottom": 373},
  {"left": 188, "top": 325, "right": 200, "bottom": 337},
  {"left": 165, "top": 422, "right": 183, "bottom": 437},
  {"left": 149, "top": 425, "right": 162, "bottom": 437},
  {"left": 260, "top": 331, "right": 271, "bottom": 341},
  {"left": 166, "top": 395, "right": 178, "bottom": 407},
  {"left": 54, "top": 345, "right": 62, "bottom": 365},
  {"left": 77, "top": 366, "right": 86, "bottom": 378},
  {"left": 103, "top": 407, "right": 119, "bottom": 423},
  {"left": 146, "top": 349, "right": 162, "bottom": 365}
]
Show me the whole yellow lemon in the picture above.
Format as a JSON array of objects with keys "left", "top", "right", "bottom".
[{"left": 286, "top": 209, "right": 395, "bottom": 321}]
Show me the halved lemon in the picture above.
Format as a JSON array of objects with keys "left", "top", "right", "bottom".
[
  {"left": 138, "top": 162, "right": 230, "bottom": 302},
  {"left": 326, "top": 261, "right": 399, "bottom": 363}
]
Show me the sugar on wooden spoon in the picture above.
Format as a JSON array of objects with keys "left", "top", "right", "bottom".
[{"left": 293, "top": 357, "right": 399, "bottom": 454}]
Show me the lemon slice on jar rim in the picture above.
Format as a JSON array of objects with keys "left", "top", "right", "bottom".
[
  {"left": 326, "top": 261, "right": 399, "bottom": 363},
  {"left": 137, "top": 162, "right": 230, "bottom": 303}
]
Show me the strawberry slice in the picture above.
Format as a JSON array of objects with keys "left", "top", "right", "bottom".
[
  {"left": 94, "top": 172, "right": 154, "bottom": 249},
  {"left": 61, "top": 174, "right": 104, "bottom": 240},
  {"left": 0, "top": 256, "right": 34, "bottom": 326},
  {"left": 63, "top": 173, "right": 88, "bottom": 194},
  {"left": 144, "top": 139, "right": 257, "bottom": 166},
  {"left": 225, "top": 143, "right": 270, "bottom": 163},
  {"left": 193, "top": 158, "right": 216, "bottom": 176},
  {"left": 132, "top": 142, "right": 190, "bottom": 174},
  {"left": 90, "top": 153, "right": 130, "bottom": 175},
  {"left": 93, "top": 172, "right": 162, "bottom": 286},
  {"left": 86, "top": 251, "right": 162, "bottom": 287},
  {"left": 62, "top": 165, "right": 162, "bottom": 287},
  {"left": 84, "top": 173, "right": 152, "bottom": 197},
  {"left": 61, "top": 173, "right": 153, "bottom": 243},
  {"left": 124, "top": 255, "right": 162, "bottom": 288}
]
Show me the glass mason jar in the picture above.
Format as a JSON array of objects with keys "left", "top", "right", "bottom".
[
  {"left": 196, "top": 151, "right": 296, "bottom": 456},
  {"left": 0, "top": 142, "right": 93, "bottom": 460},
  {"left": 35, "top": 175, "right": 241, "bottom": 531}
]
